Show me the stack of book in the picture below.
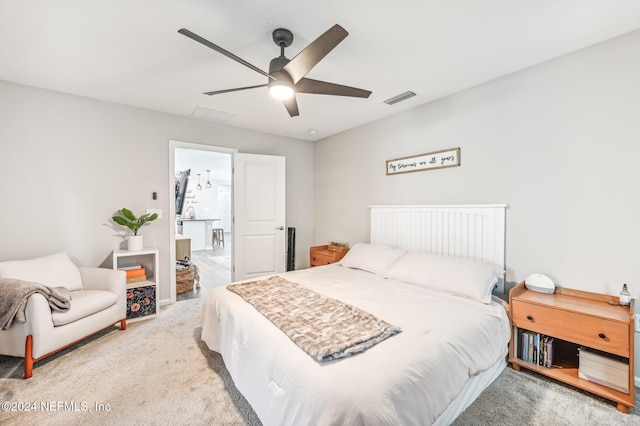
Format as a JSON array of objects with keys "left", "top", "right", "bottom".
[
  {"left": 514, "top": 328, "right": 554, "bottom": 368},
  {"left": 119, "top": 265, "right": 147, "bottom": 284},
  {"left": 578, "top": 347, "right": 629, "bottom": 393}
]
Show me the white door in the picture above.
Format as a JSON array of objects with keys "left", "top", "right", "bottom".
[{"left": 233, "top": 153, "right": 286, "bottom": 281}]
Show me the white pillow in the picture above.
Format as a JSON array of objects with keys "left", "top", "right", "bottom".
[
  {"left": 0, "top": 252, "right": 83, "bottom": 291},
  {"left": 386, "top": 251, "right": 501, "bottom": 304},
  {"left": 339, "top": 243, "right": 407, "bottom": 276}
]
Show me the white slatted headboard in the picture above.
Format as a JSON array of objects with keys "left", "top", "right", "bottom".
[{"left": 370, "top": 205, "right": 508, "bottom": 293}]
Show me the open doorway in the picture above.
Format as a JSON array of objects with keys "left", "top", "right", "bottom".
[{"left": 169, "top": 141, "right": 236, "bottom": 303}]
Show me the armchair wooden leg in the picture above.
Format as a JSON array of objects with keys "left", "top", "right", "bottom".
[
  {"left": 22, "top": 321, "right": 126, "bottom": 379},
  {"left": 24, "top": 335, "right": 34, "bottom": 379}
]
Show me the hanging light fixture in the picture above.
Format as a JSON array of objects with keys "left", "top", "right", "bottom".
[
  {"left": 206, "top": 169, "right": 212, "bottom": 188},
  {"left": 196, "top": 173, "right": 202, "bottom": 190}
]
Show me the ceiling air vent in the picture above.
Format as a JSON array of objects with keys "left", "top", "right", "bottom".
[
  {"left": 384, "top": 91, "right": 417, "bottom": 105},
  {"left": 190, "top": 105, "right": 236, "bottom": 123}
]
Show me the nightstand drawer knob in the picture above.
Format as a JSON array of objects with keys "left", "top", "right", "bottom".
[
  {"left": 526, "top": 315, "right": 534, "bottom": 321},
  {"left": 598, "top": 333, "right": 606, "bottom": 339}
]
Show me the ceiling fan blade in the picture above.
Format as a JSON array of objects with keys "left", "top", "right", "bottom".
[
  {"left": 282, "top": 96, "right": 299, "bottom": 117},
  {"left": 283, "top": 24, "right": 348, "bottom": 84},
  {"left": 295, "top": 78, "right": 371, "bottom": 98},
  {"left": 204, "top": 84, "right": 268, "bottom": 96},
  {"left": 178, "top": 28, "right": 275, "bottom": 80}
]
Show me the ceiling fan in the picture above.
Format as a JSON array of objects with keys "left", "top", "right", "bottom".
[{"left": 178, "top": 24, "right": 372, "bottom": 117}]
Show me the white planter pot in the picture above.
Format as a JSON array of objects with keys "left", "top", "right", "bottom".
[{"left": 128, "top": 235, "right": 144, "bottom": 251}]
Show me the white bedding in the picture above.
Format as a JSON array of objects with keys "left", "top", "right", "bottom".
[{"left": 201, "top": 264, "right": 510, "bottom": 425}]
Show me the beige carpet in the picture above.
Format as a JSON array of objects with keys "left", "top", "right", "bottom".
[
  {"left": 0, "top": 299, "right": 261, "bottom": 425},
  {"left": 454, "top": 367, "right": 640, "bottom": 426},
  {"left": 1, "top": 296, "right": 639, "bottom": 425}
]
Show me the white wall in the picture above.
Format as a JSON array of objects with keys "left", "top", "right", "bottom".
[
  {"left": 0, "top": 81, "right": 314, "bottom": 301},
  {"left": 314, "top": 29, "right": 640, "bottom": 298}
]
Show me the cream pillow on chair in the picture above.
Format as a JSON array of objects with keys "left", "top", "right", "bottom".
[{"left": 0, "top": 252, "right": 83, "bottom": 291}]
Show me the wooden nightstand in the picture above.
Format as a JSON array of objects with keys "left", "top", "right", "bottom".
[
  {"left": 309, "top": 245, "right": 349, "bottom": 267},
  {"left": 509, "top": 282, "right": 635, "bottom": 413}
]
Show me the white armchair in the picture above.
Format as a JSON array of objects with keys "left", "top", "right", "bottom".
[{"left": 0, "top": 252, "right": 126, "bottom": 378}]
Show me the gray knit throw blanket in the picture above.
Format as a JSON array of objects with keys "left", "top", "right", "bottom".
[
  {"left": 227, "top": 275, "right": 401, "bottom": 362},
  {"left": 0, "top": 278, "right": 71, "bottom": 330}
]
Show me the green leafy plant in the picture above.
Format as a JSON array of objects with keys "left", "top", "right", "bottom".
[{"left": 112, "top": 208, "right": 158, "bottom": 236}]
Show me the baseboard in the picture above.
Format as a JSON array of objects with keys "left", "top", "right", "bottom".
[{"left": 160, "top": 298, "right": 171, "bottom": 307}]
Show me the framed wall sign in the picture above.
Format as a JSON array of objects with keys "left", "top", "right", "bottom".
[{"left": 386, "top": 147, "right": 460, "bottom": 175}]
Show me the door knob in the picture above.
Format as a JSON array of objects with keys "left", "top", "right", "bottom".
[{"left": 276, "top": 226, "right": 284, "bottom": 230}]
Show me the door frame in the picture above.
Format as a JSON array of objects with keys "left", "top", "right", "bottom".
[{"left": 168, "top": 140, "right": 237, "bottom": 304}]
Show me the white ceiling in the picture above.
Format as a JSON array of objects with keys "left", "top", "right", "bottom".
[{"left": 1, "top": 1, "right": 640, "bottom": 142}]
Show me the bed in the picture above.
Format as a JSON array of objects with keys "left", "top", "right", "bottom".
[{"left": 201, "top": 205, "right": 510, "bottom": 425}]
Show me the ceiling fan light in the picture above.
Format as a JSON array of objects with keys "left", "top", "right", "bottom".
[{"left": 269, "top": 84, "right": 294, "bottom": 100}]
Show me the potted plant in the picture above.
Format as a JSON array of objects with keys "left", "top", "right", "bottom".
[{"left": 112, "top": 208, "right": 158, "bottom": 251}]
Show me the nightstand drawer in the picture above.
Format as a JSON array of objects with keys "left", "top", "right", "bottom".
[
  {"left": 512, "top": 300, "right": 629, "bottom": 357},
  {"left": 309, "top": 245, "right": 349, "bottom": 267},
  {"left": 310, "top": 252, "right": 334, "bottom": 266}
]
